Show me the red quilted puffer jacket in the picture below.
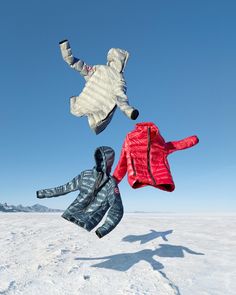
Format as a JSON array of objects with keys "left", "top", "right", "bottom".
[{"left": 113, "top": 122, "right": 199, "bottom": 192}]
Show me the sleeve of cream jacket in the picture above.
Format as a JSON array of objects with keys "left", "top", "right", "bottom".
[
  {"left": 114, "top": 77, "right": 139, "bottom": 120},
  {"left": 59, "top": 40, "right": 94, "bottom": 79}
]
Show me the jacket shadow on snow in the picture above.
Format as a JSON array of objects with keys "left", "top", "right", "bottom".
[
  {"left": 75, "top": 244, "right": 204, "bottom": 295},
  {"left": 75, "top": 243, "right": 204, "bottom": 272},
  {"left": 122, "top": 229, "right": 173, "bottom": 244}
]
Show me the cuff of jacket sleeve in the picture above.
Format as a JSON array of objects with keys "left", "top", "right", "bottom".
[
  {"left": 123, "top": 108, "right": 134, "bottom": 119},
  {"left": 188, "top": 135, "right": 199, "bottom": 147},
  {"left": 36, "top": 191, "right": 45, "bottom": 199},
  {"left": 59, "top": 39, "right": 68, "bottom": 45},
  {"left": 59, "top": 40, "right": 70, "bottom": 51},
  {"left": 95, "top": 227, "right": 106, "bottom": 238},
  {"left": 193, "top": 136, "right": 199, "bottom": 144},
  {"left": 131, "top": 109, "right": 139, "bottom": 120}
]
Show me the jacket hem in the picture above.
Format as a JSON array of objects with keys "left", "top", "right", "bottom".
[
  {"left": 130, "top": 179, "right": 175, "bottom": 192},
  {"left": 61, "top": 213, "right": 93, "bottom": 232}
]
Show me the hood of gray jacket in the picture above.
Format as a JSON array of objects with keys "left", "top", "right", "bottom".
[
  {"left": 107, "top": 48, "right": 129, "bottom": 73},
  {"left": 94, "top": 146, "right": 115, "bottom": 176}
]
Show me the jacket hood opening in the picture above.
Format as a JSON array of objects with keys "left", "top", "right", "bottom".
[
  {"left": 107, "top": 48, "right": 129, "bottom": 73},
  {"left": 94, "top": 146, "right": 115, "bottom": 175}
]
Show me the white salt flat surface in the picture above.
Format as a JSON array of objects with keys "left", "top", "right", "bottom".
[{"left": 0, "top": 213, "right": 235, "bottom": 295}]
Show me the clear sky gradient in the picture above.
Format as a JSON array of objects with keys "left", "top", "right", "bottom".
[{"left": 0, "top": 0, "right": 235, "bottom": 212}]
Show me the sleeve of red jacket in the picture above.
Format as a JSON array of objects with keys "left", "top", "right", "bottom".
[
  {"left": 166, "top": 135, "right": 199, "bottom": 154},
  {"left": 112, "top": 141, "right": 127, "bottom": 184}
]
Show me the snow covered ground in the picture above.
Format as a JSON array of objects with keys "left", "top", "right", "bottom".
[{"left": 0, "top": 213, "right": 235, "bottom": 295}]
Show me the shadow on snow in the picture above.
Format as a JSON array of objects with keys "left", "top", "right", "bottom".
[
  {"left": 75, "top": 232, "right": 204, "bottom": 295},
  {"left": 75, "top": 243, "right": 204, "bottom": 272},
  {"left": 122, "top": 229, "right": 174, "bottom": 244}
]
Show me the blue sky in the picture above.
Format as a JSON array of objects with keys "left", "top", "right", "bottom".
[{"left": 0, "top": 0, "right": 235, "bottom": 212}]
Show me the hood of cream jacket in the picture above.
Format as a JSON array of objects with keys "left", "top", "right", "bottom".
[{"left": 107, "top": 48, "right": 129, "bottom": 73}]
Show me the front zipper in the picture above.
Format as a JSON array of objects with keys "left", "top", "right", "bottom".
[{"left": 147, "top": 127, "right": 156, "bottom": 185}]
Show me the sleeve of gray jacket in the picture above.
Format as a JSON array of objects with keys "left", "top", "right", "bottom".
[
  {"left": 36, "top": 175, "right": 81, "bottom": 199},
  {"left": 59, "top": 40, "right": 93, "bottom": 78},
  {"left": 95, "top": 185, "right": 124, "bottom": 238},
  {"left": 114, "top": 78, "right": 139, "bottom": 120}
]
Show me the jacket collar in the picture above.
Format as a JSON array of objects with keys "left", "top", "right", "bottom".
[
  {"left": 134, "top": 122, "right": 166, "bottom": 145},
  {"left": 135, "top": 122, "right": 159, "bottom": 131}
]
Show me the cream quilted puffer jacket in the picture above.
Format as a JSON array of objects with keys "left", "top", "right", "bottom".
[{"left": 59, "top": 40, "right": 139, "bottom": 134}]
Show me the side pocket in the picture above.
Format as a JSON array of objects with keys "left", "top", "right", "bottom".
[{"left": 131, "top": 157, "right": 136, "bottom": 176}]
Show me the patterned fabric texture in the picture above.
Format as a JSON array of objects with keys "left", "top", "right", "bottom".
[
  {"left": 59, "top": 40, "right": 139, "bottom": 134},
  {"left": 37, "top": 146, "right": 123, "bottom": 238},
  {"left": 113, "top": 122, "right": 199, "bottom": 192}
]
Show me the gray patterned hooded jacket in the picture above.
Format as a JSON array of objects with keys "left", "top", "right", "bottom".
[
  {"left": 36, "top": 146, "right": 123, "bottom": 238},
  {"left": 59, "top": 40, "right": 139, "bottom": 134}
]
